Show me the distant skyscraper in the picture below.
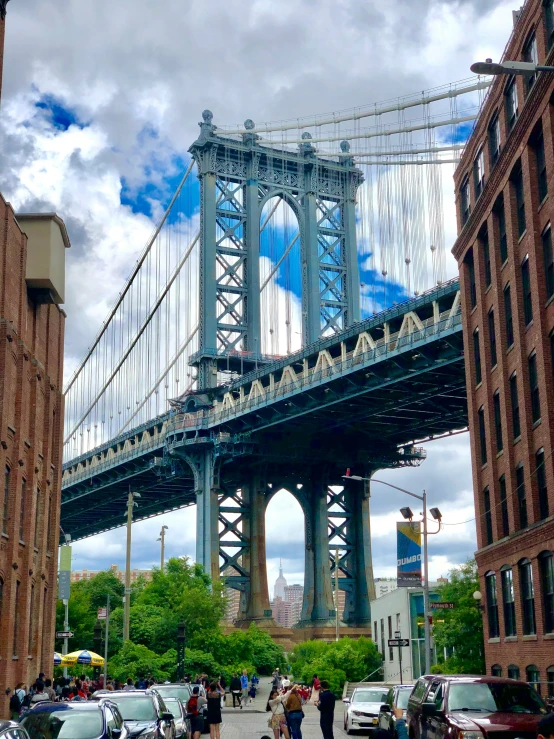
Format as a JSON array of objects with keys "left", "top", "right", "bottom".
[{"left": 274, "top": 560, "right": 288, "bottom": 599}]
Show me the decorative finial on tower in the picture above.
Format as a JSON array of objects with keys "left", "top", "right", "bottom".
[
  {"left": 242, "top": 118, "right": 260, "bottom": 146},
  {"left": 300, "top": 131, "right": 316, "bottom": 157},
  {"left": 244, "top": 119, "right": 255, "bottom": 130},
  {"left": 0, "top": 0, "right": 10, "bottom": 20},
  {"left": 196, "top": 109, "right": 217, "bottom": 143},
  {"left": 340, "top": 140, "right": 350, "bottom": 153}
]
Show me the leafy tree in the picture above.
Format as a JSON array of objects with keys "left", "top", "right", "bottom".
[
  {"left": 431, "top": 559, "right": 485, "bottom": 675},
  {"left": 108, "top": 642, "right": 177, "bottom": 683}
]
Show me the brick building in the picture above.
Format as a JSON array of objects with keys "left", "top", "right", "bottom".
[
  {"left": 0, "top": 1, "right": 70, "bottom": 705},
  {"left": 453, "top": 0, "right": 554, "bottom": 691},
  {"left": 70, "top": 564, "right": 153, "bottom": 584}
]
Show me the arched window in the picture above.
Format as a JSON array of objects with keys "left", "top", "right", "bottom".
[
  {"left": 501, "top": 565, "right": 517, "bottom": 636},
  {"left": 539, "top": 551, "right": 554, "bottom": 634},
  {"left": 508, "top": 664, "right": 520, "bottom": 680},
  {"left": 485, "top": 571, "right": 499, "bottom": 638},
  {"left": 491, "top": 664, "right": 502, "bottom": 677},
  {"left": 519, "top": 559, "right": 536, "bottom": 635},
  {"left": 547, "top": 666, "right": 554, "bottom": 699},
  {"left": 526, "top": 665, "right": 541, "bottom": 695}
]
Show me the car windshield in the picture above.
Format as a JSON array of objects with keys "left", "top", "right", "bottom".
[
  {"left": 107, "top": 696, "right": 157, "bottom": 721},
  {"left": 396, "top": 689, "right": 413, "bottom": 710},
  {"left": 163, "top": 700, "right": 182, "bottom": 718},
  {"left": 449, "top": 683, "right": 547, "bottom": 714},
  {"left": 22, "top": 709, "right": 103, "bottom": 739},
  {"left": 353, "top": 690, "right": 388, "bottom": 703},
  {"left": 155, "top": 687, "right": 191, "bottom": 703}
]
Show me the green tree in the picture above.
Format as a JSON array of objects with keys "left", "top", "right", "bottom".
[
  {"left": 431, "top": 559, "right": 485, "bottom": 675},
  {"left": 108, "top": 642, "right": 177, "bottom": 683}
]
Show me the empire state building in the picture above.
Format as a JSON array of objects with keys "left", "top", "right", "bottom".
[{"left": 273, "top": 560, "right": 287, "bottom": 599}]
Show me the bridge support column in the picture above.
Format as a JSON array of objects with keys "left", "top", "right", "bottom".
[
  {"left": 194, "top": 449, "right": 220, "bottom": 583},
  {"left": 300, "top": 474, "right": 335, "bottom": 626},
  {"left": 302, "top": 160, "right": 321, "bottom": 345},
  {"left": 342, "top": 158, "right": 361, "bottom": 326},
  {"left": 341, "top": 478, "right": 375, "bottom": 626},
  {"left": 235, "top": 474, "right": 274, "bottom": 625}
]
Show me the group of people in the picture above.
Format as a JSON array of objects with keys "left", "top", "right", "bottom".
[
  {"left": 7, "top": 673, "right": 102, "bottom": 718},
  {"left": 229, "top": 669, "right": 259, "bottom": 708},
  {"left": 265, "top": 671, "right": 335, "bottom": 739}
]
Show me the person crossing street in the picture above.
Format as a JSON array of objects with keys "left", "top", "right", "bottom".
[
  {"left": 240, "top": 669, "right": 249, "bottom": 708},
  {"left": 316, "top": 680, "right": 336, "bottom": 739}
]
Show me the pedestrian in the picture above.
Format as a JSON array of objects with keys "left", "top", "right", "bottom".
[
  {"left": 230, "top": 673, "right": 241, "bottom": 708},
  {"left": 137, "top": 676, "right": 147, "bottom": 689},
  {"left": 271, "top": 669, "right": 280, "bottom": 692},
  {"left": 316, "top": 680, "right": 335, "bottom": 739},
  {"left": 266, "top": 689, "right": 290, "bottom": 739},
  {"left": 9, "top": 683, "right": 26, "bottom": 719},
  {"left": 284, "top": 685, "right": 304, "bottom": 739},
  {"left": 44, "top": 679, "right": 56, "bottom": 702},
  {"left": 240, "top": 669, "right": 249, "bottom": 708},
  {"left": 31, "top": 681, "right": 49, "bottom": 704},
  {"left": 282, "top": 676, "right": 291, "bottom": 690},
  {"left": 310, "top": 674, "right": 321, "bottom": 704},
  {"left": 187, "top": 686, "right": 207, "bottom": 739},
  {"left": 218, "top": 675, "right": 226, "bottom": 708},
  {"left": 206, "top": 681, "right": 224, "bottom": 739},
  {"left": 123, "top": 677, "right": 136, "bottom": 691}
]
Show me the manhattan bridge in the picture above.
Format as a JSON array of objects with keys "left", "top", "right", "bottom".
[{"left": 60, "top": 77, "right": 489, "bottom": 631}]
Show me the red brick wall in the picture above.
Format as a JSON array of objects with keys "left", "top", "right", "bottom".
[
  {"left": 0, "top": 195, "right": 65, "bottom": 710},
  {"left": 452, "top": 0, "right": 554, "bottom": 685}
]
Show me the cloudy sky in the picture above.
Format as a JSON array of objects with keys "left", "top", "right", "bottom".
[{"left": 1, "top": 0, "right": 517, "bottom": 594}]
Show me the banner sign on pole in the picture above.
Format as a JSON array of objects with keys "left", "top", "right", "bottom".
[
  {"left": 97, "top": 608, "right": 107, "bottom": 619},
  {"left": 397, "top": 522, "right": 422, "bottom": 587},
  {"left": 58, "top": 545, "right": 72, "bottom": 601}
]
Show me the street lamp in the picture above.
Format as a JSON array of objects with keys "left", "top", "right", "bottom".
[
  {"left": 176, "top": 622, "right": 186, "bottom": 681},
  {"left": 471, "top": 58, "right": 554, "bottom": 76},
  {"left": 157, "top": 525, "right": 168, "bottom": 570},
  {"left": 343, "top": 471, "right": 441, "bottom": 674},
  {"left": 473, "top": 590, "right": 486, "bottom": 614},
  {"left": 123, "top": 491, "right": 140, "bottom": 642}
]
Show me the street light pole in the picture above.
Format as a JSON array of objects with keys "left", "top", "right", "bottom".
[
  {"left": 103, "top": 594, "right": 110, "bottom": 689},
  {"left": 157, "top": 525, "right": 168, "bottom": 570},
  {"left": 123, "top": 491, "right": 140, "bottom": 642},
  {"left": 335, "top": 547, "right": 340, "bottom": 642},
  {"left": 471, "top": 58, "right": 554, "bottom": 76}
]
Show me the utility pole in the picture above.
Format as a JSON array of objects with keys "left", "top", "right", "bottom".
[
  {"left": 157, "top": 525, "right": 168, "bottom": 570},
  {"left": 123, "top": 491, "right": 140, "bottom": 642},
  {"left": 335, "top": 547, "right": 340, "bottom": 642},
  {"left": 103, "top": 594, "right": 110, "bottom": 689},
  {"left": 422, "top": 490, "right": 431, "bottom": 674},
  {"left": 395, "top": 630, "right": 403, "bottom": 685}
]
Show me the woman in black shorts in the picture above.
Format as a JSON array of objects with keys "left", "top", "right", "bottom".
[{"left": 207, "top": 681, "right": 225, "bottom": 739}]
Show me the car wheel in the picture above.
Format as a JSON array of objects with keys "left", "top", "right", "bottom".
[{"left": 346, "top": 720, "right": 353, "bottom": 735}]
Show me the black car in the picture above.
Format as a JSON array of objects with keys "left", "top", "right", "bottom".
[
  {"left": 379, "top": 685, "right": 415, "bottom": 735},
  {"left": 20, "top": 700, "right": 128, "bottom": 739},
  {"left": 0, "top": 721, "right": 30, "bottom": 739},
  {"left": 99, "top": 690, "right": 175, "bottom": 739}
]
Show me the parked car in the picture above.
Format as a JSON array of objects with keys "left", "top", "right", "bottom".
[
  {"left": 343, "top": 685, "right": 391, "bottom": 734},
  {"left": 153, "top": 684, "right": 208, "bottom": 734},
  {"left": 379, "top": 684, "right": 415, "bottom": 734},
  {"left": 99, "top": 690, "right": 175, "bottom": 739},
  {"left": 161, "top": 698, "right": 188, "bottom": 739},
  {"left": 0, "top": 721, "right": 30, "bottom": 739},
  {"left": 20, "top": 700, "right": 128, "bottom": 739},
  {"left": 406, "top": 675, "right": 548, "bottom": 739}
]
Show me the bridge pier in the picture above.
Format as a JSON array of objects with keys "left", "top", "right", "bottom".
[{"left": 193, "top": 448, "right": 220, "bottom": 584}]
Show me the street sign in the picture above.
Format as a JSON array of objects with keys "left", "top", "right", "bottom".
[
  {"left": 431, "top": 602, "right": 455, "bottom": 610},
  {"left": 388, "top": 638, "right": 409, "bottom": 647},
  {"left": 97, "top": 607, "right": 107, "bottom": 619},
  {"left": 56, "top": 631, "right": 74, "bottom": 639}
]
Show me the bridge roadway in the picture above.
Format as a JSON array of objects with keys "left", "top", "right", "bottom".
[{"left": 61, "top": 276, "right": 467, "bottom": 543}]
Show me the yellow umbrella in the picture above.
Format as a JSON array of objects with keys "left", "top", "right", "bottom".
[{"left": 62, "top": 649, "right": 104, "bottom": 667}]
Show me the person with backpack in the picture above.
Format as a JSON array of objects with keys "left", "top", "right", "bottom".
[
  {"left": 9, "top": 683, "right": 26, "bottom": 719},
  {"left": 310, "top": 674, "right": 321, "bottom": 703},
  {"left": 187, "top": 685, "right": 207, "bottom": 739}
]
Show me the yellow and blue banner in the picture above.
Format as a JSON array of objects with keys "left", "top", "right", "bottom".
[{"left": 397, "top": 522, "right": 421, "bottom": 587}]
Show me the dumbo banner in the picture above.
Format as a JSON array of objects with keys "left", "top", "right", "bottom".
[{"left": 397, "top": 522, "right": 422, "bottom": 587}]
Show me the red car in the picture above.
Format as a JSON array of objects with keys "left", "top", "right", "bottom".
[{"left": 406, "top": 675, "right": 548, "bottom": 739}]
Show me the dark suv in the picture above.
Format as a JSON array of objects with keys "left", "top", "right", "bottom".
[
  {"left": 98, "top": 690, "right": 175, "bottom": 739},
  {"left": 406, "top": 675, "right": 548, "bottom": 739}
]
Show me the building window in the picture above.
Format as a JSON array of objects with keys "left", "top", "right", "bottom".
[
  {"left": 505, "top": 77, "right": 519, "bottom": 132},
  {"left": 474, "top": 149, "right": 485, "bottom": 199},
  {"left": 504, "top": 283, "right": 514, "bottom": 348},
  {"left": 474, "top": 329, "right": 482, "bottom": 385},
  {"left": 489, "top": 309, "right": 497, "bottom": 367},
  {"left": 493, "top": 390, "right": 503, "bottom": 453},
  {"left": 543, "top": 226, "right": 554, "bottom": 300},
  {"left": 537, "top": 449, "right": 549, "bottom": 520},
  {"left": 478, "top": 407, "right": 487, "bottom": 465},
  {"left": 501, "top": 567, "right": 517, "bottom": 636},
  {"left": 491, "top": 664, "right": 502, "bottom": 676},
  {"left": 508, "top": 664, "right": 520, "bottom": 679},
  {"left": 28, "top": 584, "right": 34, "bottom": 656},
  {"left": 522, "top": 33, "right": 539, "bottom": 94},
  {"left": 510, "top": 372, "right": 520, "bottom": 438},
  {"left": 529, "top": 351, "right": 541, "bottom": 423},
  {"left": 374, "top": 620, "right": 377, "bottom": 645},
  {"left": 19, "top": 478, "right": 25, "bottom": 542},
  {"left": 380, "top": 618, "right": 385, "bottom": 657},
  {"left": 13, "top": 580, "right": 20, "bottom": 657},
  {"left": 533, "top": 128, "right": 548, "bottom": 202},
  {"left": 34, "top": 489, "right": 40, "bottom": 550},
  {"left": 527, "top": 665, "right": 541, "bottom": 694},
  {"left": 484, "top": 488, "right": 493, "bottom": 545},
  {"left": 480, "top": 224, "right": 491, "bottom": 288},
  {"left": 466, "top": 249, "right": 477, "bottom": 308},
  {"left": 545, "top": 0, "right": 554, "bottom": 48},
  {"left": 540, "top": 551, "right": 554, "bottom": 633},
  {"left": 3, "top": 466, "right": 10, "bottom": 536},
  {"left": 485, "top": 572, "right": 500, "bottom": 639},
  {"left": 489, "top": 114, "right": 501, "bottom": 166},
  {"left": 45, "top": 496, "right": 51, "bottom": 553},
  {"left": 499, "top": 475, "right": 509, "bottom": 537},
  {"left": 516, "top": 464, "right": 527, "bottom": 530},
  {"left": 512, "top": 163, "right": 526, "bottom": 238},
  {"left": 494, "top": 194, "right": 508, "bottom": 264},
  {"left": 548, "top": 666, "right": 554, "bottom": 699},
  {"left": 520, "top": 559, "right": 536, "bottom": 635},
  {"left": 522, "top": 257, "right": 533, "bottom": 326},
  {"left": 461, "top": 177, "right": 471, "bottom": 226},
  {"left": 388, "top": 615, "right": 393, "bottom": 661}
]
